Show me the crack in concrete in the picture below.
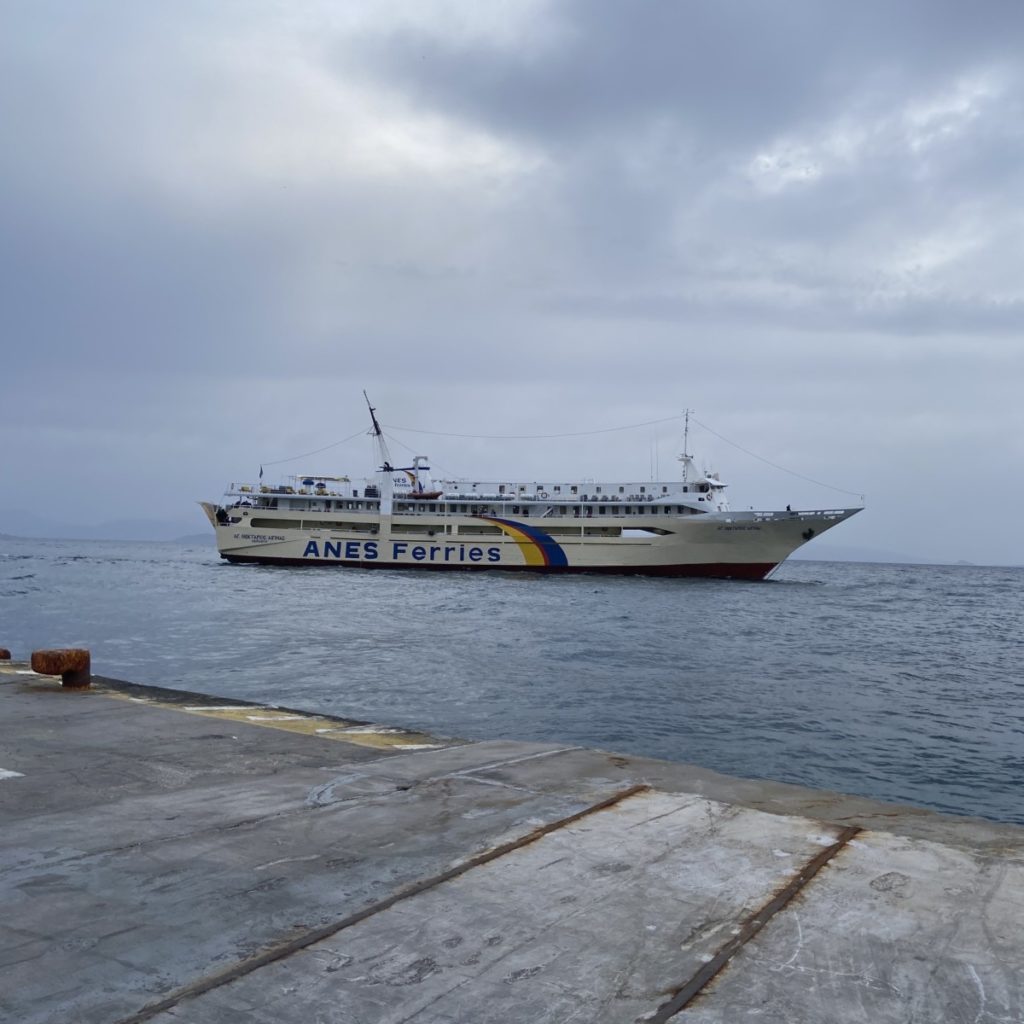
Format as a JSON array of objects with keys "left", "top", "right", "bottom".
[
  {"left": 649, "top": 824, "right": 863, "bottom": 1022},
  {"left": 112, "top": 783, "right": 650, "bottom": 1024}
]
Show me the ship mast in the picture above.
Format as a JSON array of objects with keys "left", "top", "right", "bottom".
[
  {"left": 363, "top": 391, "right": 394, "bottom": 472},
  {"left": 679, "top": 408, "right": 694, "bottom": 484}
]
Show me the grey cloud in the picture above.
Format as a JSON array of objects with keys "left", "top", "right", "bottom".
[
  {"left": 341, "top": 2, "right": 1024, "bottom": 304},
  {"left": 344, "top": 1, "right": 1024, "bottom": 150}
]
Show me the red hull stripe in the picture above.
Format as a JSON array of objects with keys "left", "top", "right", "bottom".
[{"left": 222, "top": 555, "right": 777, "bottom": 581}]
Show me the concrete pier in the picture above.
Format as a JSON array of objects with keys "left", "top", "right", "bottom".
[{"left": 1, "top": 661, "right": 1022, "bottom": 1023}]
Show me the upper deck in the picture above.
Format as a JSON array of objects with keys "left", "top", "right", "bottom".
[
  {"left": 226, "top": 471, "right": 727, "bottom": 514},
  {"left": 224, "top": 477, "right": 726, "bottom": 521}
]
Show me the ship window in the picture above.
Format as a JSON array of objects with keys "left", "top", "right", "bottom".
[
  {"left": 599, "top": 506, "right": 607, "bottom": 515},
  {"left": 570, "top": 485, "right": 578, "bottom": 494},
  {"left": 640, "top": 486, "right": 646, "bottom": 494},
  {"left": 618, "top": 486, "right": 624, "bottom": 493},
  {"left": 553, "top": 485, "right": 561, "bottom": 492},
  {"left": 682, "top": 486, "right": 688, "bottom": 493},
  {"left": 662, "top": 486, "right": 668, "bottom": 493},
  {"left": 596, "top": 486, "right": 602, "bottom": 494}
]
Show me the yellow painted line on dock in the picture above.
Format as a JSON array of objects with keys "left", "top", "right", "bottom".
[
  {"left": 0, "top": 662, "right": 453, "bottom": 751},
  {"left": 0, "top": 663, "right": 35, "bottom": 679},
  {"left": 177, "top": 704, "right": 450, "bottom": 751},
  {"left": 102, "top": 687, "right": 453, "bottom": 752}
]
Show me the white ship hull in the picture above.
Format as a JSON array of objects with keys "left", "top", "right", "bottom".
[{"left": 202, "top": 505, "right": 859, "bottom": 580}]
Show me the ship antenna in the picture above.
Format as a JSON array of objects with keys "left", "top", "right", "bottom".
[{"left": 363, "top": 391, "right": 393, "bottom": 471}]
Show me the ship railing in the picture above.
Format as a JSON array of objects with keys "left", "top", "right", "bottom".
[{"left": 750, "top": 508, "right": 853, "bottom": 521}]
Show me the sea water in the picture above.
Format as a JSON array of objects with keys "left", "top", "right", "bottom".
[{"left": 3, "top": 536, "right": 1022, "bottom": 825}]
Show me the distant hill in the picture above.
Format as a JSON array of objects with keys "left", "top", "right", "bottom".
[
  {"left": 792, "top": 542, "right": 956, "bottom": 565},
  {"left": 0, "top": 508, "right": 207, "bottom": 543},
  {"left": 172, "top": 533, "right": 216, "bottom": 546}
]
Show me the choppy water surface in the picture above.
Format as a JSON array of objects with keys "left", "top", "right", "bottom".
[{"left": 3, "top": 536, "right": 1022, "bottom": 825}]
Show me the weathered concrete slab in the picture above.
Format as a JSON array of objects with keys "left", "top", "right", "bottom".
[
  {"left": 147, "top": 791, "right": 849, "bottom": 1023},
  {"left": 0, "top": 674, "right": 631, "bottom": 1023},
  {"left": 2, "top": 664, "right": 1023, "bottom": 1024},
  {"left": 468, "top": 741, "right": 1024, "bottom": 851},
  {"left": 680, "top": 829, "right": 1024, "bottom": 1023},
  {"left": 5, "top": 776, "right": 629, "bottom": 1024}
]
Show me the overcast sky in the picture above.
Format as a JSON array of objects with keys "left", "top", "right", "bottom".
[{"left": 2, "top": 1, "right": 1022, "bottom": 563}]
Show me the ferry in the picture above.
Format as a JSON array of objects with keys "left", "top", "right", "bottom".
[{"left": 200, "top": 398, "right": 862, "bottom": 580}]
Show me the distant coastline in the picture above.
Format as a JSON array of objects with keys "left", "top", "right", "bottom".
[
  {"left": 0, "top": 508, "right": 211, "bottom": 545},
  {"left": 1, "top": 530, "right": 215, "bottom": 546}
]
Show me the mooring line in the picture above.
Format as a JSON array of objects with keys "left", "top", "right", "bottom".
[
  {"left": 115, "top": 783, "right": 649, "bottom": 1024},
  {"left": 649, "top": 824, "right": 863, "bottom": 1022}
]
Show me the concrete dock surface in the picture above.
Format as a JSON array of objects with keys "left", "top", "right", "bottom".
[{"left": 1, "top": 662, "right": 1022, "bottom": 1023}]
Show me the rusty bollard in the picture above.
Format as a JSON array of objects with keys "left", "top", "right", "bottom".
[
  {"left": 0, "top": 648, "right": 10, "bottom": 660},
  {"left": 31, "top": 649, "right": 91, "bottom": 689}
]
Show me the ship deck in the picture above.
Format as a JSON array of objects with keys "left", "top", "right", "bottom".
[{"left": 2, "top": 662, "right": 1020, "bottom": 1023}]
